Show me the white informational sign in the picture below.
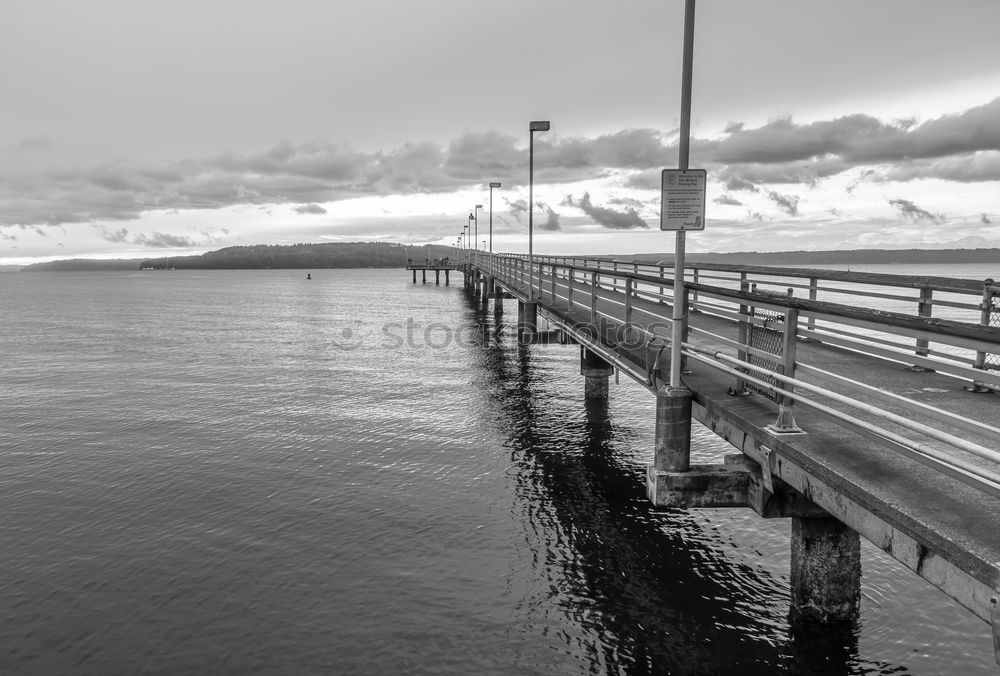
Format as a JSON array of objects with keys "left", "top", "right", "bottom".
[{"left": 660, "top": 169, "right": 707, "bottom": 231}]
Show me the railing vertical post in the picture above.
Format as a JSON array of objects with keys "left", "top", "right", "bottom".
[
  {"left": 659, "top": 266, "right": 666, "bottom": 303},
  {"left": 916, "top": 287, "right": 933, "bottom": 359},
  {"left": 769, "top": 288, "right": 802, "bottom": 432},
  {"left": 625, "top": 278, "right": 634, "bottom": 328},
  {"left": 691, "top": 267, "right": 699, "bottom": 310},
  {"left": 551, "top": 264, "right": 556, "bottom": 301},
  {"left": 807, "top": 276, "right": 818, "bottom": 334},
  {"left": 732, "top": 274, "right": 751, "bottom": 396},
  {"left": 567, "top": 268, "right": 574, "bottom": 310},
  {"left": 590, "top": 272, "right": 598, "bottom": 325}
]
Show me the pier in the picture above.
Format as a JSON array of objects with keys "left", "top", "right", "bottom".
[
  {"left": 405, "top": 256, "right": 458, "bottom": 285},
  {"left": 449, "top": 251, "right": 1000, "bottom": 662}
]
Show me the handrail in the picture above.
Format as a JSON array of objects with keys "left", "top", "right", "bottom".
[{"left": 472, "top": 251, "right": 1000, "bottom": 499}]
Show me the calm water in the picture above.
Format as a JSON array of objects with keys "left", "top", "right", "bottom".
[{"left": 0, "top": 267, "right": 994, "bottom": 675}]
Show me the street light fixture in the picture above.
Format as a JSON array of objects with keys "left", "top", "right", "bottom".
[
  {"left": 474, "top": 204, "right": 483, "bottom": 255},
  {"left": 488, "top": 182, "right": 501, "bottom": 253},
  {"left": 528, "top": 120, "right": 550, "bottom": 299}
]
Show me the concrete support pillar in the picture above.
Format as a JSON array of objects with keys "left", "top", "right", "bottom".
[
  {"left": 486, "top": 276, "right": 496, "bottom": 296},
  {"left": 412, "top": 269, "right": 416, "bottom": 283},
  {"left": 422, "top": 270, "right": 426, "bottom": 284},
  {"left": 494, "top": 296, "right": 504, "bottom": 317},
  {"left": 653, "top": 387, "right": 692, "bottom": 472},
  {"left": 581, "top": 348, "right": 615, "bottom": 399},
  {"left": 435, "top": 269, "right": 440, "bottom": 285},
  {"left": 517, "top": 300, "right": 537, "bottom": 341},
  {"left": 789, "top": 516, "right": 861, "bottom": 622},
  {"left": 445, "top": 269, "right": 449, "bottom": 285}
]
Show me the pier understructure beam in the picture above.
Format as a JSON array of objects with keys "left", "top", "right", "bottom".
[
  {"left": 580, "top": 348, "right": 615, "bottom": 399},
  {"left": 647, "top": 453, "right": 860, "bottom": 622}
]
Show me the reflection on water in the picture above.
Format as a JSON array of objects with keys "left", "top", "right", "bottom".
[{"left": 463, "top": 294, "right": 870, "bottom": 674}]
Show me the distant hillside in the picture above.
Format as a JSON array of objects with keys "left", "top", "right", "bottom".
[
  {"left": 19, "top": 258, "right": 150, "bottom": 272},
  {"left": 21, "top": 242, "right": 456, "bottom": 271},
  {"left": 137, "top": 242, "right": 453, "bottom": 270}
]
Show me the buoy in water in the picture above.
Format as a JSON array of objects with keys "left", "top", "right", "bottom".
[{"left": 306, "top": 273, "right": 312, "bottom": 280}]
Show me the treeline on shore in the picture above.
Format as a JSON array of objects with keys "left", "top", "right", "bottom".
[{"left": 21, "top": 242, "right": 456, "bottom": 271}]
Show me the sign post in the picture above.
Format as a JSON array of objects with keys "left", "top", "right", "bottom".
[{"left": 667, "top": 0, "right": 698, "bottom": 392}]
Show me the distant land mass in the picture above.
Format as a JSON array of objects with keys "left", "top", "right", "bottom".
[
  {"left": 15, "top": 244, "right": 1000, "bottom": 272},
  {"left": 20, "top": 242, "right": 454, "bottom": 272}
]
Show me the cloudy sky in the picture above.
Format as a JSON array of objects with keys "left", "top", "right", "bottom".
[{"left": 2, "top": 0, "right": 999, "bottom": 264}]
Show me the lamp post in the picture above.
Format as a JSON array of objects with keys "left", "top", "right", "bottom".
[
  {"left": 528, "top": 120, "right": 550, "bottom": 299},
  {"left": 474, "top": 204, "right": 482, "bottom": 255},
  {"left": 488, "top": 182, "right": 501, "bottom": 253}
]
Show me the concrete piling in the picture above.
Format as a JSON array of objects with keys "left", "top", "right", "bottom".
[
  {"left": 581, "top": 348, "right": 614, "bottom": 399},
  {"left": 653, "top": 386, "right": 692, "bottom": 472},
  {"left": 790, "top": 516, "right": 861, "bottom": 622},
  {"left": 517, "top": 301, "right": 537, "bottom": 342}
]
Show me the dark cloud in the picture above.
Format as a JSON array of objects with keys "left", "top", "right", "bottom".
[
  {"left": 444, "top": 131, "right": 522, "bottom": 181},
  {"left": 766, "top": 191, "right": 799, "bottom": 216},
  {"left": 569, "top": 193, "right": 648, "bottom": 230},
  {"left": 624, "top": 169, "right": 662, "bottom": 190},
  {"left": 887, "top": 198, "right": 944, "bottom": 224},
  {"left": 537, "top": 203, "right": 561, "bottom": 231},
  {"left": 723, "top": 122, "right": 745, "bottom": 135},
  {"left": 711, "top": 96, "right": 1000, "bottom": 167},
  {"left": 720, "top": 156, "right": 847, "bottom": 186},
  {"left": 134, "top": 231, "right": 197, "bottom": 247},
  {"left": 881, "top": 151, "right": 1000, "bottom": 183},
  {"left": 99, "top": 227, "right": 130, "bottom": 243},
  {"left": 713, "top": 195, "right": 743, "bottom": 206},
  {"left": 982, "top": 213, "right": 992, "bottom": 225},
  {"left": 294, "top": 203, "right": 328, "bottom": 215},
  {"left": 506, "top": 198, "right": 528, "bottom": 223},
  {"left": 725, "top": 176, "right": 758, "bottom": 192},
  {"left": 607, "top": 196, "right": 645, "bottom": 209}
]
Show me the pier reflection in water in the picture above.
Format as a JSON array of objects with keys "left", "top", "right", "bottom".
[{"left": 461, "top": 294, "right": 867, "bottom": 674}]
